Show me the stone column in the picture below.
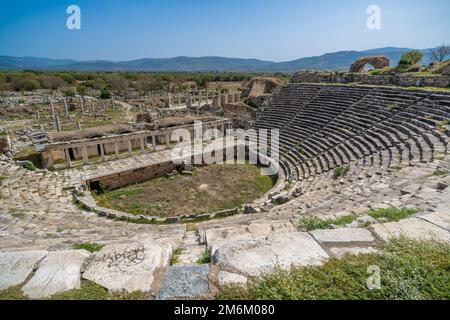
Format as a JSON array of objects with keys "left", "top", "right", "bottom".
[
  {"left": 206, "top": 90, "right": 209, "bottom": 104},
  {"left": 114, "top": 142, "right": 119, "bottom": 159},
  {"left": 178, "top": 95, "right": 181, "bottom": 107},
  {"left": 64, "top": 98, "right": 69, "bottom": 116},
  {"left": 64, "top": 148, "right": 72, "bottom": 168},
  {"left": 127, "top": 139, "right": 132, "bottom": 156},
  {"left": 77, "top": 121, "right": 82, "bottom": 130},
  {"left": 165, "top": 132, "right": 170, "bottom": 147},
  {"left": 217, "top": 93, "right": 222, "bottom": 108},
  {"left": 55, "top": 115, "right": 62, "bottom": 132},
  {"left": 82, "top": 145, "right": 89, "bottom": 164},
  {"left": 168, "top": 93, "right": 172, "bottom": 108},
  {"left": 99, "top": 143, "right": 105, "bottom": 161},
  {"left": 111, "top": 97, "right": 115, "bottom": 110},
  {"left": 140, "top": 137, "right": 145, "bottom": 154},
  {"left": 151, "top": 135, "right": 156, "bottom": 151},
  {"left": 79, "top": 96, "right": 84, "bottom": 113},
  {"left": 50, "top": 100, "right": 55, "bottom": 118}
]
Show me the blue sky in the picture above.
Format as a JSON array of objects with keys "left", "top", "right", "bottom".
[{"left": 0, "top": 0, "right": 449, "bottom": 61}]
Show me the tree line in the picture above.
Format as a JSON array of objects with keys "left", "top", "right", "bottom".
[{"left": 0, "top": 71, "right": 289, "bottom": 95}]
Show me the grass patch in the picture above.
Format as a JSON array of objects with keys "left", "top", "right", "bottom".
[
  {"left": 298, "top": 214, "right": 358, "bottom": 231},
  {"left": 72, "top": 242, "right": 104, "bottom": 253},
  {"left": 19, "top": 160, "right": 36, "bottom": 171},
  {"left": 366, "top": 207, "right": 419, "bottom": 222},
  {"left": 217, "top": 238, "right": 450, "bottom": 300},
  {"left": 0, "top": 286, "right": 28, "bottom": 300},
  {"left": 389, "top": 103, "right": 400, "bottom": 111},
  {"left": 433, "top": 169, "right": 449, "bottom": 178},
  {"left": 14, "top": 147, "right": 42, "bottom": 169},
  {"left": 0, "top": 281, "right": 147, "bottom": 300},
  {"left": 10, "top": 209, "right": 26, "bottom": 219},
  {"left": 0, "top": 175, "right": 4, "bottom": 200},
  {"left": 196, "top": 250, "right": 211, "bottom": 264},
  {"left": 94, "top": 163, "right": 274, "bottom": 217},
  {"left": 115, "top": 216, "right": 158, "bottom": 225},
  {"left": 185, "top": 223, "right": 198, "bottom": 232},
  {"left": 170, "top": 248, "right": 184, "bottom": 266},
  {"left": 332, "top": 165, "right": 350, "bottom": 179}
]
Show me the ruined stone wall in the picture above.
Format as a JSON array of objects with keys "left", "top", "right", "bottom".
[
  {"left": 88, "top": 161, "right": 176, "bottom": 190},
  {"left": 0, "top": 135, "right": 12, "bottom": 154},
  {"left": 291, "top": 71, "right": 450, "bottom": 88},
  {"left": 222, "top": 103, "right": 257, "bottom": 129},
  {"left": 51, "top": 140, "right": 142, "bottom": 161}
]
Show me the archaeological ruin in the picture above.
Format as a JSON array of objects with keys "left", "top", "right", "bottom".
[{"left": 0, "top": 68, "right": 449, "bottom": 301}]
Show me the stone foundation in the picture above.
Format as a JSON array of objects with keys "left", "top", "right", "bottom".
[
  {"left": 87, "top": 160, "right": 175, "bottom": 191},
  {"left": 291, "top": 71, "right": 450, "bottom": 88},
  {"left": 0, "top": 135, "right": 11, "bottom": 154}
]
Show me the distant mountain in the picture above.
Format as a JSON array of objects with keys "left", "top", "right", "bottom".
[
  {"left": 0, "top": 56, "right": 77, "bottom": 71},
  {"left": 0, "top": 47, "right": 434, "bottom": 72}
]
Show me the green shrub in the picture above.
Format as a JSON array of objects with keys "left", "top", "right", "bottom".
[
  {"left": 332, "top": 165, "right": 350, "bottom": 179},
  {"left": 197, "top": 250, "right": 211, "bottom": 264},
  {"left": 20, "top": 161, "right": 36, "bottom": 171},
  {"left": 398, "top": 50, "right": 424, "bottom": 67},
  {"left": 170, "top": 248, "right": 184, "bottom": 265},
  {"left": 217, "top": 238, "right": 450, "bottom": 300},
  {"left": 72, "top": 242, "right": 104, "bottom": 253},
  {"left": 100, "top": 89, "right": 111, "bottom": 99},
  {"left": 298, "top": 214, "right": 357, "bottom": 231},
  {"left": 433, "top": 169, "right": 449, "bottom": 178},
  {"left": 366, "top": 207, "right": 418, "bottom": 222}
]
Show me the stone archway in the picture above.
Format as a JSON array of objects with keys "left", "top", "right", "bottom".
[{"left": 349, "top": 56, "right": 390, "bottom": 73}]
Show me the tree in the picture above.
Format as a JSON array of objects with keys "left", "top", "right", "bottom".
[
  {"left": 398, "top": 50, "right": 424, "bottom": 67},
  {"left": 135, "top": 75, "right": 157, "bottom": 95},
  {"left": 76, "top": 84, "right": 87, "bottom": 95},
  {"left": 430, "top": 44, "right": 450, "bottom": 63},
  {"left": 39, "top": 75, "right": 65, "bottom": 90},
  {"left": 100, "top": 88, "right": 111, "bottom": 99},
  {"left": 107, "top": 75, "right": 129, "bottom": 95},
  {"left": 11, "top": 77, "right": 40, "bottom": 91},
  {"left": 63, "top": 87, "right": 76, "bottom": 97}
]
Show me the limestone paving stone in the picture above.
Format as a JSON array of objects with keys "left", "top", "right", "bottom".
[
  {"left": 309, "top": 228, "right": 376, "bottom": 244},
  {"left": 328, "top": 247, "right": 378, "bottom": 259},
  {"left": 371, "top": 218, "right": 449, "bottom": 242},
  {"left": 22, "top": 249, "right": 90, "bottom": 299},
  {"left": 246, "top": 222, "right": 271, "bottom": 238},
  {"left": 213, "top": 231, "right": 329, "bottom": 277},
  {"left": 218, "top": 271, "right": 248, "bottom": 286},
  {"left": 83, "top": 240, "right": 172, "bottom": 293},
  {"left": 156, "top": 264, "right": 210, "bottom": 300},
  {"left": 419, "top": 212, "right": 450, "bottom": 231},
  {"left": 0, "top": 250, "right": 47, "bottom": 290}
]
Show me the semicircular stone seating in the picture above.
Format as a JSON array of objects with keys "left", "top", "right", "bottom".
[
  {"left": 251, "top": 84, "right": 449, "bottom": 199},
  {"left": 0, "top": 83, "right": 449, "bottom": 299}
]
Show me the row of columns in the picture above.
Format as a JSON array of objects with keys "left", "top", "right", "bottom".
[
  {"left": 46, "top": 96, "right": 116, "bottom": 118},
  {"left": 60, "top": 122, "right": 232, "bottom": 168},
  {"left": 167, "top": 90, "right": 236, "bottom": 109},
  {"left": 62, "top": 133, "right": 159, "bottom": 168}
]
